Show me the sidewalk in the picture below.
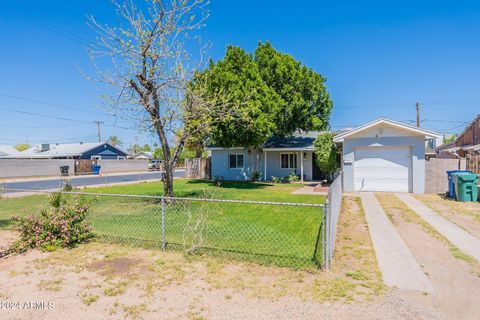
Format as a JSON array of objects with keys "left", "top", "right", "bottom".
[
  {"left": 360, "top": 193, "right": 434, "bottom": 292},
  {"left": 397, "top": 193, "right": 480, "bottom": 262}
]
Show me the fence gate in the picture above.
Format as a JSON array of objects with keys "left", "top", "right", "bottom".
[
  {"left": 75, "top": 159, "right": 98, "bottom": 175},
  {"left": 185, "top": 157, "right": 211, "bottom": 179}
]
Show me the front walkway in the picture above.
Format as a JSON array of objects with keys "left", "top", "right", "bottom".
[
  {"left": 397, "top": 193, "right": 480, "bottom": 262},
  {"left": 292, "top": 184, "right": 327, "bottom": 195},
  {"left": 360, "top": 193, "right": 434, "bottom": 292}
]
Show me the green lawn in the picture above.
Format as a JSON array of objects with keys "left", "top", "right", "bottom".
[{"left": 1, "top": 179, "right": 325, "bottom": 268}]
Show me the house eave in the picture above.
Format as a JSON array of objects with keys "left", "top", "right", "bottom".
[{"left": 333, "top": 118, "right": 441, "bottom": 143}]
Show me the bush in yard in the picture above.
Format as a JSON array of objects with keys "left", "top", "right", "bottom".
[
  {"left": 251, "top": 170, "right": 262, "bottom": 182},
  {"left": 271, "top": 176, "right": 281, "bottom": 183},
  {"left": 282, "top": 172, "right": 300, "bottom": 183},
  {"left": 313, "top": 132, "right": 338, "bottom": 181},
  {"left": 10, "top": 192, "right": 93, "bottom": 253}
]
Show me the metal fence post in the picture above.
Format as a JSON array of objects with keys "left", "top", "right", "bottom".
[
  {"left": 325, "top": 199, "right": 330, "bottom": 269},
  {"left": 161, "top": 197, "right": 166, "bottom": 250},
  {"left": 321, "top": 204, "right": 327, "bottom": 268}
]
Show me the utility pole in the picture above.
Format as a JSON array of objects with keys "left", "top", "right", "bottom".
[
  {"left": 415, "top": 102, "right": 420, "bottom": 127},
  {"left": 94, "top": 121, "right": 104, "bottom": 142}
]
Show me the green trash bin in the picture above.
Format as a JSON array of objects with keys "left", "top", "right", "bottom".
[{"left": 452, "top": 172, "right": 479, "bottom": 202}]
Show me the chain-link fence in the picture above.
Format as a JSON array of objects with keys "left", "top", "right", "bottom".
[
  {"left": 1, "top": 187, "right": 327, "bottom": 269},
  {"left": 323, "top": 172, "right": 343, "bottom": 268}
]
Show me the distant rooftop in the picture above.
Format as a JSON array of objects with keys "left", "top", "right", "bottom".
[
  {"left": 0, "top": 145, "right": 19, "bottom": 157},
  {"left": 3, "top": 142, "right": 126, "bottom": 159}
]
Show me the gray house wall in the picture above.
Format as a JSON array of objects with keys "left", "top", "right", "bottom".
[
  {"left": 342, "top": 136, "right": 426, "bottom": 193},
  {"left": 211, "top": 149, "right": 314, "bottom": 181},
  {"left": 264, "top": 151, "right": 313, "bottom": 181},
  {"left": 211, "top": 149, "right": 261, "bottom": 181}
]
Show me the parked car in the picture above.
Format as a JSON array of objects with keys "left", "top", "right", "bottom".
[{"left": 148, "top": 160, "right": 162, "bottom": 171}]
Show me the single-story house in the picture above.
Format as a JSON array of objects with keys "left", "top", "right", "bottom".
[
  {"left": 130, "top": 151, "right": 154, "bottom": 160},
  {"left": 208, "top": 131, "right": 330, "bottom": 182},
  {"left": 4, "top": 142, "right": 128, "bottom": 160},
  {"left": 333, "top": 118, "right": 441, "bottom": 193}
]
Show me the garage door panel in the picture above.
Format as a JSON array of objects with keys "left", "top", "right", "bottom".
[{"left": 354, "top": 147, "right": 411, "bottom": 192}]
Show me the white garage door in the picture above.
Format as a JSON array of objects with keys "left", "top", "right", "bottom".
[{"left": 354, "top": 147, "right": 412, "bottom": 192}]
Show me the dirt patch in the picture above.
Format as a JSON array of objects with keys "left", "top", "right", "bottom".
[
  {"left": 88, "top": 257, "right": 139, "bottom": 276},
  {"left": 377, "top": 193, "right": 480, "bottom": 320},
  {"left": 415, "top": 194, "right": 480, "bottom": 237}
]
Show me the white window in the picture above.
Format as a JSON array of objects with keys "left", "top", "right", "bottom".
[
  {"left": 229, "top": 153, "right": 244, "bottom": 169},
  {"left": 91, "top": 155, "right": 101, "bottom": 160},
  {"left": 117, "top": 156, "right": 126, "bottom": 160},
  {"left": 280, "top": 153, "right": 297, "bottom": 169}
]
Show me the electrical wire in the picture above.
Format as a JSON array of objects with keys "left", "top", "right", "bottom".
[{"left": 0, "top": 92, "right": 109, "bottom": 116}]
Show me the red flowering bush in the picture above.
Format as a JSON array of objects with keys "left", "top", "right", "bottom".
[{"left": 11, "top": 192, "right": 93, "bottom": 252}]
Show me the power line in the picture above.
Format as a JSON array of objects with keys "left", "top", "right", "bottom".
[
  {"left": 0, "top": 105, "right": 133, "bottom": 130},
  {"left": 0, "top": 92, "right": 109, "bottom": 116},
  {"left": 28, "top": 18, "right": 92, "bottom": 47}
]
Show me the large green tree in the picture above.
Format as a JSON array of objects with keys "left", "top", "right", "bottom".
[
  {"left": 255, "top": 42, "right": 332, "bottom": 135},
  {"left": 194, "top": 42, "right": 332, "bottom": 150},
  {"left": 194, "top": 46, "right": 280, "bottom": 149}
]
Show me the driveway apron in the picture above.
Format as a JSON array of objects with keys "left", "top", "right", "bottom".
[{"left": 360, "top": 193, "right": 434, "bottom": 292}]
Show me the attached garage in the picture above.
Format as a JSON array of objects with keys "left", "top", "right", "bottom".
[
  {"left": 354, "top": 147, "right": 412, "bottom": 192},
  {"left": 333, "top": 119, "right": 441, "bottom": 194}
]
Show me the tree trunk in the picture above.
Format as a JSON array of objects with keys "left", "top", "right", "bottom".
[{"left": 163, "top": 165, "right": 174, "bottom": 198}]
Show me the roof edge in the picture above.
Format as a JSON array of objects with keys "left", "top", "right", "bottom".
[{"left": 333, "top": 118, "right": 442, "bottom": 142}]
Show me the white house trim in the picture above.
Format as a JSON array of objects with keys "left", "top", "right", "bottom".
[{"left": 333, "top": 118, "right": 441, "bottom": 142}]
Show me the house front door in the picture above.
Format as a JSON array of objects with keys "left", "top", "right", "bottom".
[{"left": 312, "top": 153, "right": 324, "bottom": 180}]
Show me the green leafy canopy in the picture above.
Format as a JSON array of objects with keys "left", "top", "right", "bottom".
[
  {"left": 313, "top": 132, "right": 337, "bottom": 174},
  {"left": 193, "top": 42, "right": 333, "bottom": 149}
]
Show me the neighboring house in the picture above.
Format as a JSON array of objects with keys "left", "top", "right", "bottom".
[
  {"left": 5, "top": 142, "right": 128, "bottom": 160},
  {"left": 130, "top": 151, "right": 154, "bottom": 160},
  {"left": 436, "top": 114, "right": 480, "bottom": 158},
  {"left": 208, "top": 131, "right": 329, "bottom": 182},
  {"left": 333, "top": 118, "right": 441, "bottom": 193},
  {"left": 0, "top": 145, "right": 20, "bottom": 158}
]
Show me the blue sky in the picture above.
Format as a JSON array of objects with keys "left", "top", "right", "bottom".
[{"left": 1, "top": 0, "right": 479, "bottom": 147}]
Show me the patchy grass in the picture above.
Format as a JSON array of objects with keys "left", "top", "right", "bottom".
[
  {"left": 121, "top": 303, "right": 148, "bottom": 320},
  {"left": 82, "top": 294, "right": 99, "bottom": 306},
  {"left": 103, "top": 281, "right": 128, "bottom": 297},
  {"left": 38, "top": 278, "right": 64, "bottom": 292},
  {"left": 416, "top": 194, "right": 480, "bottom": 221},
  {"left": 376, "top": 194, "right": 479, "bottom": 268}
]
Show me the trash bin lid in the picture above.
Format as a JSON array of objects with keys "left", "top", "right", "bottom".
[{"left": 455, "top": 173, "right": 479, "bottom": 182}]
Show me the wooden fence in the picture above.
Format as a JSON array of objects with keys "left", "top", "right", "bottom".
[
  {"left": 185, "top": 157, "right": 211, "bottom": 179},
  {"left": 466, "top": 154, "right": 480, "bottom": 174}
]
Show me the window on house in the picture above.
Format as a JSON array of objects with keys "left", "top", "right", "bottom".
[
  {"left": 91, "top": 155, "right": 101, "bottom": 160},
  {"left": 280, "top": 153, "right": 297, "bottom": 169},
  {"left": 229, "top": 153, "right": 244, "bottom": 169},
  {"left": 117, "top": 156, "right": 126, "bottom": 160}
]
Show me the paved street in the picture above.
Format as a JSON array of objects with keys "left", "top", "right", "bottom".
[{"left": 1, "top": 169, "right": 185, "bottom": 191}]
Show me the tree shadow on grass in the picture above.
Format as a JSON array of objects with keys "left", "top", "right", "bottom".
[
  {"left": 0, "top": 219, "right": 13, "bottom": 229},
  {"left": 185, "top": 179, "right": 273, "bottom": 190}
]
